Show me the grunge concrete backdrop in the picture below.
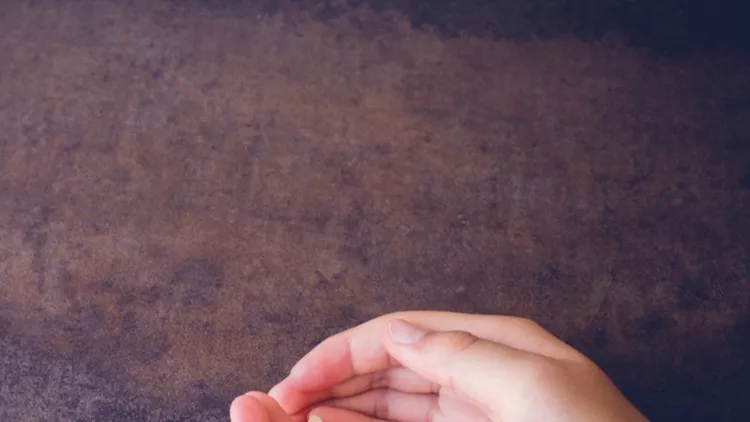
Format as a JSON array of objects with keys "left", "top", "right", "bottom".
[{"left": 1, "top": 1, "right": 748, "bottom": 420}]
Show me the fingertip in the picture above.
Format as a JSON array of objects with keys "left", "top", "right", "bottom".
[
  {"left": 230, "top": 394, "right": 269, "bottom": 422},
  {"left": 287, "top": 361, "right": 306, "bottom": 381},
  {"left": 388, "top": 319, "right": 428, "bottom": 345},
  {"left": 267, "top": 382, "right": 294, "bottom": 411},
  {"left": 268, "top": 383, "right": 283, "bottom": 400},
  {"left": 267, "top": 379, "right": 329, "bottom": 417}
]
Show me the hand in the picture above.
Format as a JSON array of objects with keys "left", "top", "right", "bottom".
[{"left": 231, "top": 311, "right": 648, "bottom": 422}]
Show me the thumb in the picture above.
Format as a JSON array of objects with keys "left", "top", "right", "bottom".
[{"left": 385, "top": 319, "right": 541, "bottom": 414}]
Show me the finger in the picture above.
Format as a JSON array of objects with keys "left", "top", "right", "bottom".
[
  {"left": 307, "top": 406, "right": 389, "bottom": 422},
  {"left": 275, "top": 366, "right": 440, "bottom": 410},
  {"left": 331, "top": 366, "right": 439, "bottom": 397},
  {"left": 231, "top": 392, "right": 294, "bottom": 422},
  {"left": 435, "top": 390, "right": 493, "bottom": 422},
  {"left": 271, "top": 311, "right": 575, "bottom": 413},
  {"left": 316, "top": 390, "right": 490, "bottom": 422},
  {"left": 385, "top": 319, "right": 551, "bottom": 417},
  {"left": 326, "top": 389, "right": 438, "bottom": 422},
  {"left": 231, "top": 395, "right": 270, "bottom": 422}
]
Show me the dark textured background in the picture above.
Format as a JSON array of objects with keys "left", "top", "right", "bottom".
[{"left": 1, "top": 0, "right": 749, "bottom": 420}]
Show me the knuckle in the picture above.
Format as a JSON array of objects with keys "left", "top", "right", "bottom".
[
  {"left": 574, "top": 355, "right": 607, "bottom": 375},
  {"left": 427, "top": 407, "right": 440, "bottom": 422},
  {"left": 373, "top": 390, "right": 391, "bottom": 419},
  {"left": 512, "top": 317, "right": 544, "bottom": 331},
  {"left": 370, "top": 369, "right": 389, "bottom": 389},
  {"left": 436, "top": 330, "right": 481, "bottom": 352},
  {"left": 490, "top": 316, "right": 545, "bottom": 336},
  {"left": 516, "top": 356, "right": 565, "bottom": 388}
]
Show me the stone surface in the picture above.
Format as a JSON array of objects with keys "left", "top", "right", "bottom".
[{"left": 0, "top": 1, "right": 749, "bottom": 421}]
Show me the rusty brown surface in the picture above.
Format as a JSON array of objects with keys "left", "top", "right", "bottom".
[{"left": 1, "top": 1, "right": 749, "bottom": 420}]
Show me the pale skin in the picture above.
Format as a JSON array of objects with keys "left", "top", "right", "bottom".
[{"left": 231, "top": 311, "right": 649, "bottom": 422}]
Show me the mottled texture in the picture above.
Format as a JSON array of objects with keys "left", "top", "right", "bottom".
[{"left": 0, "top": 0, "right": 749, "bottom": 421}]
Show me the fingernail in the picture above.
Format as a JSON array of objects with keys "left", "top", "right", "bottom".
[
  {"left": 308, "top": 415, "right": 322, "bottom": 422},
  {"left": 389, "top": 319, "right": 427, "bottom": 344}
]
